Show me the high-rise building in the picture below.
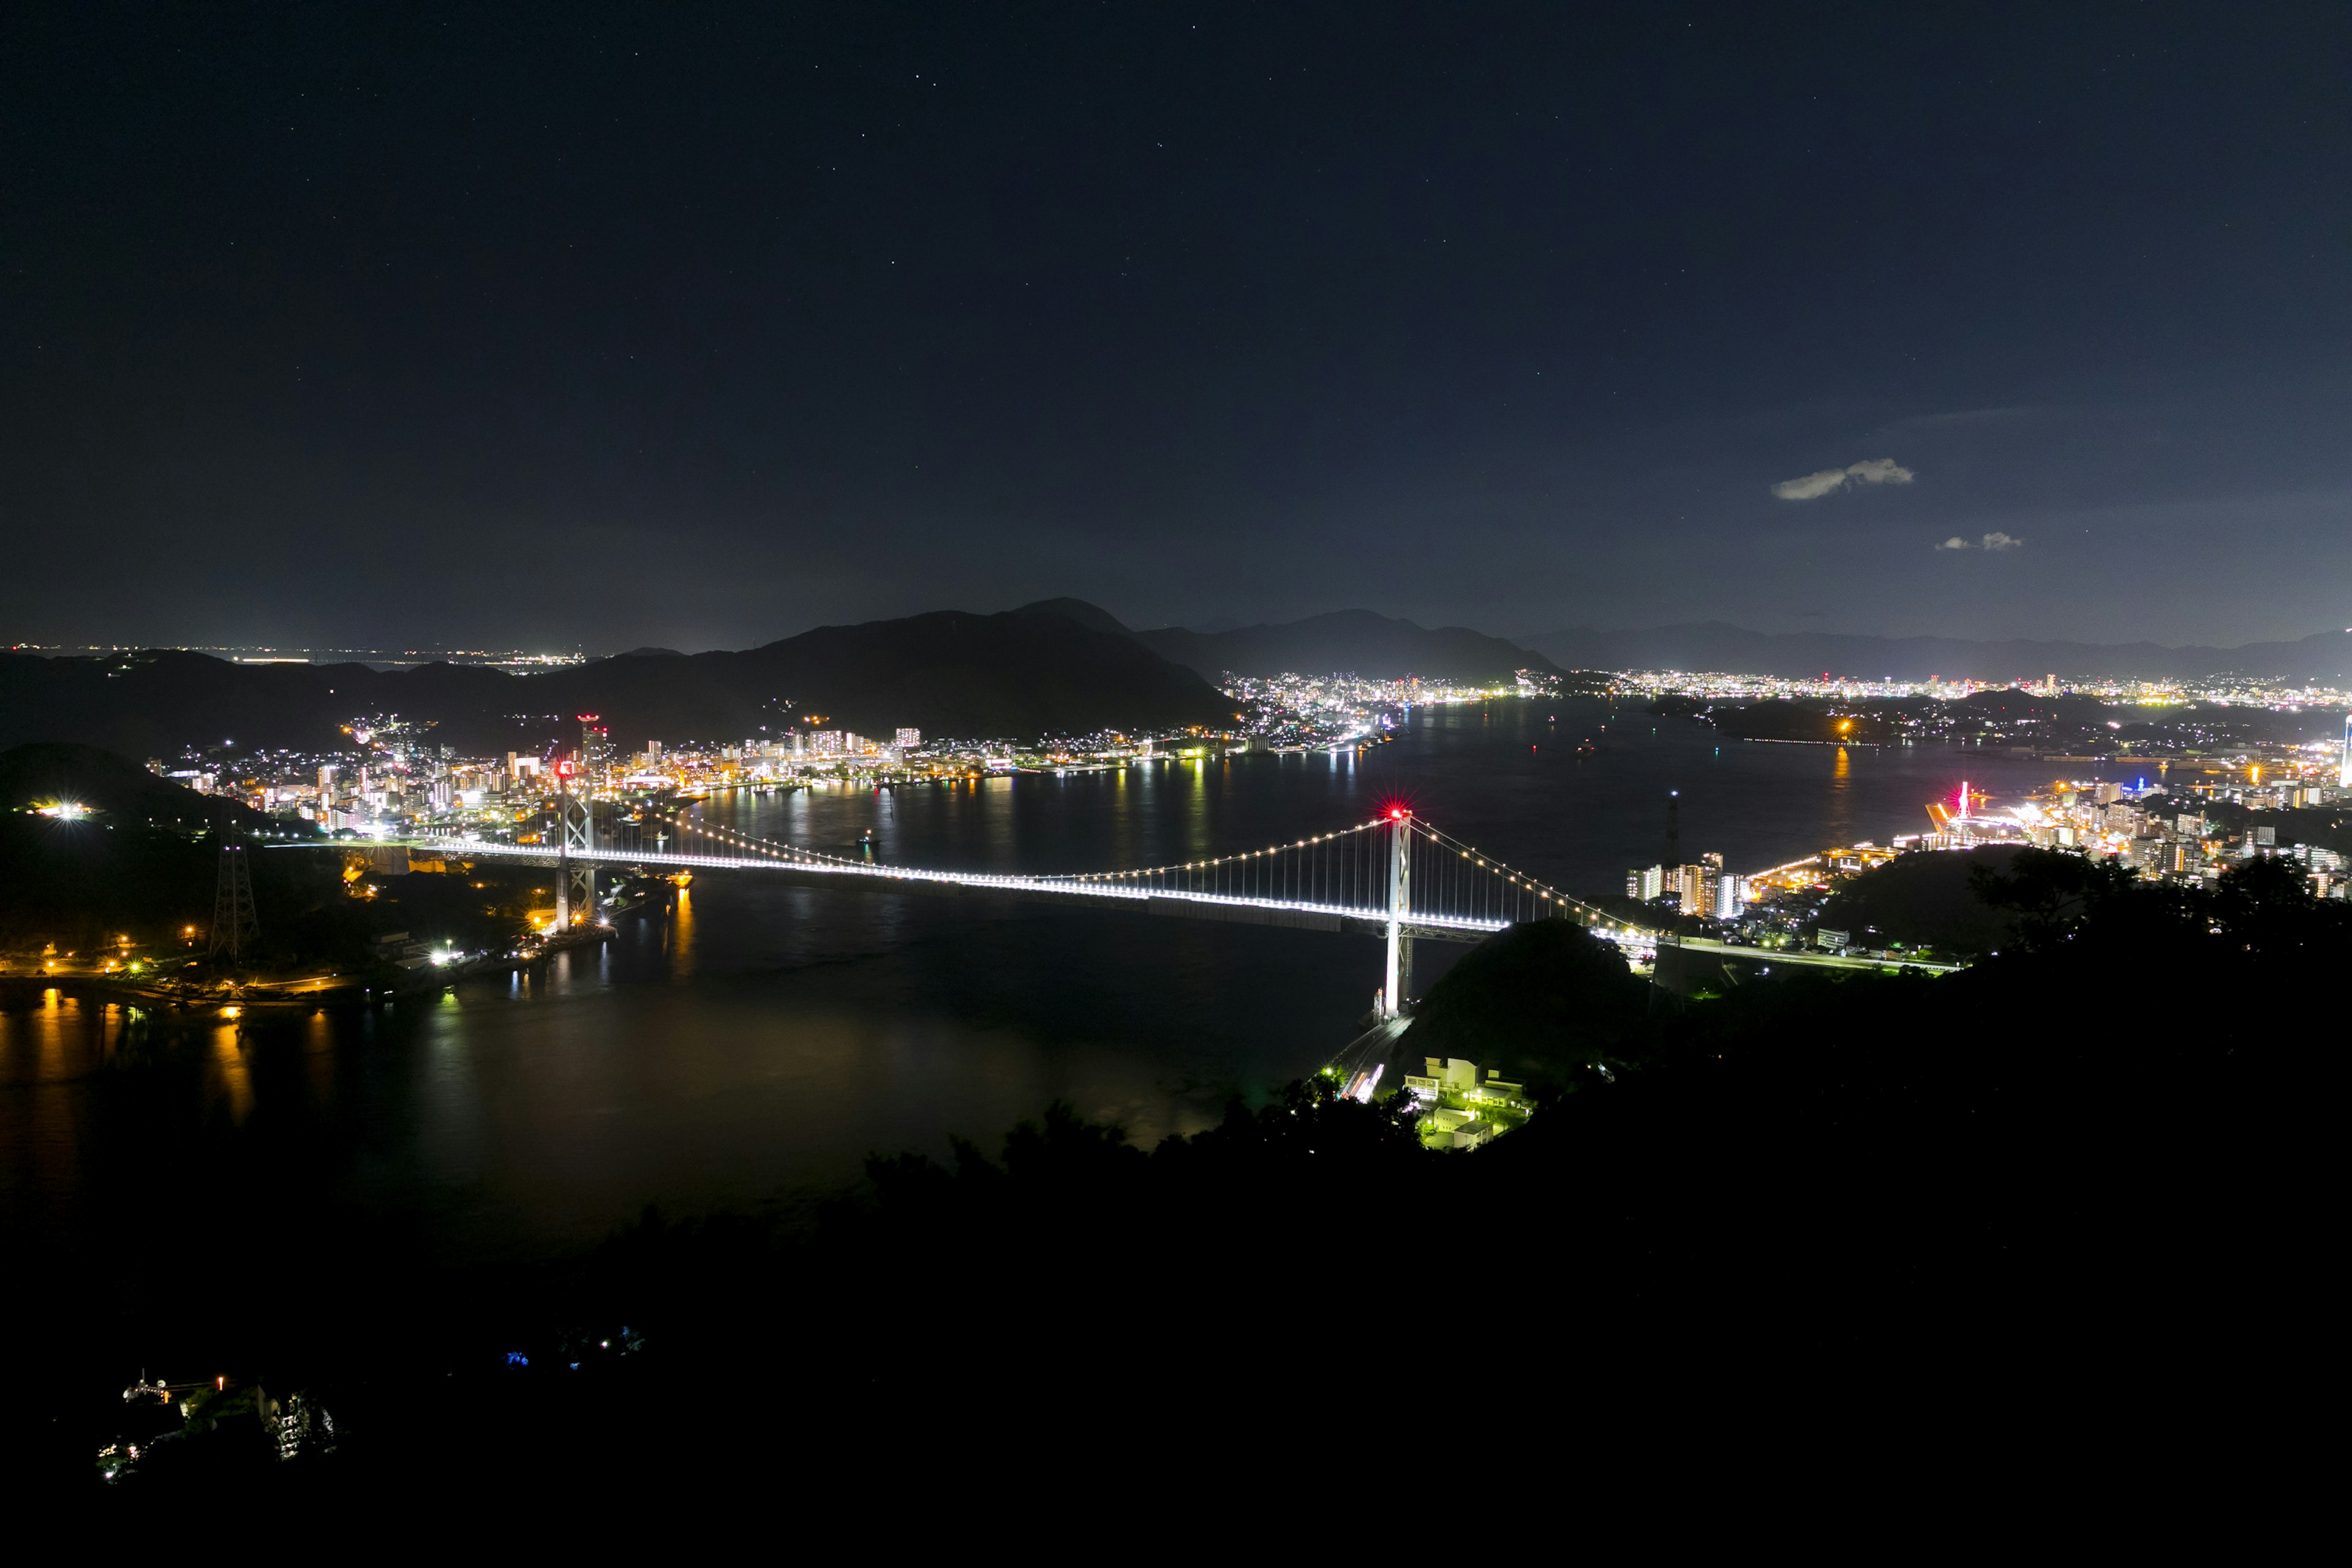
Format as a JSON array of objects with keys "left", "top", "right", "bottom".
[
  {"left": 895, "top": 728, "right": 922, "bottom": 750},
  {"left": 578, "top": 714, "right": 613, "bottom": 778},
  {"left": 1627, "top": 865, "right": 1665, "bottom": 902}
]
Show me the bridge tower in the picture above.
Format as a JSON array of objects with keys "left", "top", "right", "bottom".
[
  {"left": 207, "top": 834, "right": 258, "bottom": 965},
  {"left": 552, "top": 761, "right": 595, "bottom": 929},
  {"left": 562, "top": 792, "right": 595, "bottom": 926},
  {"left": 1382, "top": 809, "right": 1412, "bottom": 1018}
]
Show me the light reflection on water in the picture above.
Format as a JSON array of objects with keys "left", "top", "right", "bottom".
[{"left": 206, "top": 1027, "right": 252, "bottom": 1125}]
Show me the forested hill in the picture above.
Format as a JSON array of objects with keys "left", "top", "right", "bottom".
[
  {"left": 0, "top": 608, "right": 1238, "bottom": 756},
  {"left": 0, "top": 742, "right": 279, "bottom": 838}
]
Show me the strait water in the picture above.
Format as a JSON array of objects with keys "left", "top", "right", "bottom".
[{"left": 2, "top": 698, "right": 2109, "bottom": 1362}]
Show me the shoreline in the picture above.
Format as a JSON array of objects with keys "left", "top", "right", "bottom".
[{"left": 0, "top": 930, "right": 612, "bottom": 1016}]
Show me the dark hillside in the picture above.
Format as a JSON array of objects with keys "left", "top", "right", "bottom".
[
  {"left": 0, "top": 744, "right": 330, "bottom": 952},
  {"left": 0, "top": 742, "right": 284, "bottom": 839},
  {"left": 1400, "top": 921, "right": 1649, "bottom": 1085},
  {"left": 1816, "top": 845, "right": 2026, "bottom": 956},
  {"left": 679, "top": 608, "right": 1237, "bottom": 741}
]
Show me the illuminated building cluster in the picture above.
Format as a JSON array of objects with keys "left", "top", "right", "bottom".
[
  {"left": 1616, "top": 666, "right": 2352, "bottom": 712},
  {"left": 1223, "top": 669, "right": 1556, "bottom": 748}
]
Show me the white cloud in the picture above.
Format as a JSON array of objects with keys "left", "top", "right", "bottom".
[
  {"left": 1772, "top": 458, "right": 1916, "bottom": 500},
  {"left": 1844, "top": 458, "right": 1915, "bottom": 486},
  {"left": 1933, "top": 531, "right": 2025, "bottom": 553},
  {"left": 1772, "top": 468, "right": 1852, "bottom": 500}
]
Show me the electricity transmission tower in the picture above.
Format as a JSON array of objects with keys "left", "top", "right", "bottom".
[{"left": 208, "top": 836, "right": 259, "bottom": 964}]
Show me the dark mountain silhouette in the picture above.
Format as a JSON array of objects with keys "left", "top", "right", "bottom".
[
  {"left": 1013, "top": 598, "right": 1565, "bottom": 682},
  {"left": 0, "top": 609, "right": 1237, "bottom": 756},
  {"left": 1521, "top": 621, "right": 2352, "bottom": 682},
  {"left": 1133, "top": 609, "right": 1561, "bottom": 682},
  {"left": 1009, "top": 598, "right": 1134, "bottom": 636}
]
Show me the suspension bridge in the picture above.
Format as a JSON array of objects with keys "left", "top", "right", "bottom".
[
  {"left": 402, "top": 801, "right": 1956, "bottom": 1017},
  {"left": 410, "top": 804, "right": 1648, "bottom": 1018}
]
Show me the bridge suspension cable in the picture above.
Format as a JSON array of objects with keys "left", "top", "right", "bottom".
[
  {"left": 1403, "top": 820, "right": 1636, "bottom": 935},
  {"left": 424, "top": 799, "right": 1658, "bottom": 944}
]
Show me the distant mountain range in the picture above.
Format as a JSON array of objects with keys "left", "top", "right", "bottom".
[
  {"left": 0, "top": 609, "right": 1238, "bottom": 757},
  {"left": 14, "top": 601, "right": 2336, "bottom": 759},
  {"left": 1, "top": 597, "right": 1561, "bottom": 758},
  {"left": 1518, "top": 622, "right": 2352, "bottom": 683},
  {"left": 1017, "top": 600, "right": 1558, "bottom": 683}
]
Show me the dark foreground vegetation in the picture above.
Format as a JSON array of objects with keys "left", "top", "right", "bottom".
[{"left": 21, "top": 851, "right": 2337, "bottom": 1501}]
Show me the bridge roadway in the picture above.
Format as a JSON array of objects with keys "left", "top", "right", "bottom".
[
  {"left": 1653, "top": 933, "right": 1965, "bottom": 993},
  {"left": 1670, "top": 936, "right": 1962, "bottom": 974}
]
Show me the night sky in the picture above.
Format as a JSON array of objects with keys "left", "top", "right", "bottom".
[{"left": 6, "top": 3, "right": 2348, "bottom": 653}]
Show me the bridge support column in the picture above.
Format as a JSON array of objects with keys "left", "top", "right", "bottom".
[
  {"left": 1382, "top": 811, "right": 1412, "bottom": 1018},
  {"left": 554, "top": 774, "right": 571, "bottom": 930}
]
